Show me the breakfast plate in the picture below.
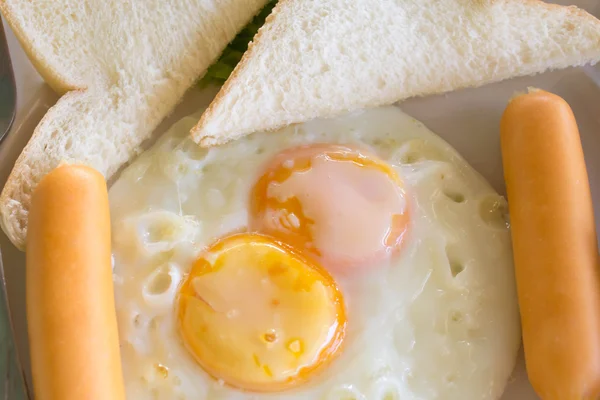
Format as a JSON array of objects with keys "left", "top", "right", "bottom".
[{"left": 1, "top": 0, "right": 600, "bottom": 398}]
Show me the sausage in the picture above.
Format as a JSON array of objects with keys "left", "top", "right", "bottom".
[
  {"left": 26, "top": 164, "right": 125, "bottom": 400},
  {"left": 500, "top": 89, "right": 600, "bottom": 399}
]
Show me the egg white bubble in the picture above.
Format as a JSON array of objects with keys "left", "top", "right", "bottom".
[{"left": 110, "top": 106, "right": 521, "bottom": 400}]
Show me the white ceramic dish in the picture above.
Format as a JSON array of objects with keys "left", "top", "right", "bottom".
[{"left": 1, "top": 1, "right": 600, "bottom": 398}]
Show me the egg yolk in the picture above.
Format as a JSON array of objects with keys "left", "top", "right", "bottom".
[
  {"left": 177, "top": 233, "right": 346, "bottom": 392},
  {"left": 250, "top": 144, "right": 410, "bottom": 271}
]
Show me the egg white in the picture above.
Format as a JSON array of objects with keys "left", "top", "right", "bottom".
[{"left": 109, "top": 106, "right": 521, "bottom": 400}]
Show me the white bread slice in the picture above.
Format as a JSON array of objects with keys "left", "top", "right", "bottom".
[
  {"left": 0, "top": 0, "right": 268, "bottom": 250},
  {"left": 191, "top": 0, "right": 600, "bottom": 146}
]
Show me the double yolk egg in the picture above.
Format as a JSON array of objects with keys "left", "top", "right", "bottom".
[{"left": 177, "top": 144, "right": 411, "bottom": 392}]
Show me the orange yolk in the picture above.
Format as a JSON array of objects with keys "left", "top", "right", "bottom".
[
  {"left": 177, "top": 233, "right": 346, "bottom": 392},
  {"left": 250, "top": 144, "right": 410, "bottom": 271}
]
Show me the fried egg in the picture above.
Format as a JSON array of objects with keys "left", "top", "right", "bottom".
[
  {"left": 109, "top": 106, "right": 521, "bottom": 400},
  {"left": 249, "top": 144, "right": 410, "bottom": 272}
]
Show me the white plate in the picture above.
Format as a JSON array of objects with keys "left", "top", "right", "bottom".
[{"left": 1, "top": 1, "right": 600, "bottom": 398}]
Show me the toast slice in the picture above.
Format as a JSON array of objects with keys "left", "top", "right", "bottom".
[
  {"left": 191, "top": 0, "right": 600, "bottom": 146},
  {"left": 0, "top": 0, "right": 268, "bottom": 250}
]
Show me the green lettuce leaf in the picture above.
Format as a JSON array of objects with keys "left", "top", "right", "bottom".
[{"left": 199, "top": 1, "right": 278, "bottom": 87}]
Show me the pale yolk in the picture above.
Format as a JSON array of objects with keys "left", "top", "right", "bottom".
[
  {"left": 177, "top": 233, "right": 346, "bottom": 392},
  {"left": 250, "top": 144, "right": 410, "bottom": 271}
]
